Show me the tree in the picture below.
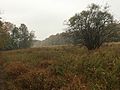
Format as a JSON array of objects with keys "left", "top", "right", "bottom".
[
  {"left": 6, "top": 24, "right": 34, "bottom": 50},
  {"left": 18, "top": 24, "right": 34, "bottom": 48},
  {"left": 67, "top": 4, "right": 120, "bottom": 50},
  {"left": 7, "top": 27, "right": 20, "bottom": 49},
  {"left": 39, "top": 32, "right": 74, "bottom": 46},
  {"left": 0, "top": 21, "right": 10, "bottom": 50},
  {"left": 0, "top": 18, "right": 34, "bottom": 50}
]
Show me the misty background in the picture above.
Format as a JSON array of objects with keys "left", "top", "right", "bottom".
[{"left": 0, "top": 0, "right": 120, "bottom": 40}]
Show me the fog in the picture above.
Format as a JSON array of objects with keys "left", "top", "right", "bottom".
[{"left": 0, "top": 0, "right": 120, "bottom": 40}]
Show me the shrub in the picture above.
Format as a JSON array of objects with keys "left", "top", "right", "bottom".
[
  {"left": 4, "top": 61, "right": 29, "bottom": 79},
  {"left": 15, "top": 69, "right": 66, "bottom": 90}
]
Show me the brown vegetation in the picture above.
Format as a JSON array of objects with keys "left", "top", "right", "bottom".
[{"left": 0, "top": 43, "right": 120, "bottom": 90}]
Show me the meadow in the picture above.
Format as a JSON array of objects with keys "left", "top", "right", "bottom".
[{"left": 0, "top": 43, "right": 120, "bottom": 90}]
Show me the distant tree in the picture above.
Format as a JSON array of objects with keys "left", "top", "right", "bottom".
[
  {"left": 67, "top": 4, "right": 120, "bottom": 50},
  {"left": 40, "top": 32, "right": 74, "bottom": 46},
  {"left": 6, "top": 27, "right": 20, "bottom": 49},
  {"left": 18, "top": 24, "right": 34, "bottom": 48},
  {"left": 0, "top": 18, "right": 34, "bottom": 50},
  {"left": 6, "top": 24, "right": 34, "bottom": 50},
  {"left": 0, "top": 21, "right": 10, "bottom": 50}
]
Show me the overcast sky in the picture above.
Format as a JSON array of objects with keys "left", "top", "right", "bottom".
[{"left": 0, "top": 0, "right": 120, "bottom": 40}]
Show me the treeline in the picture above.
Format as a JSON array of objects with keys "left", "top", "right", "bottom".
[
  {"left": 40, "top": 28, "right": 120, "bottom": 46},
  {"left": 40, "top": 4, "right": 120, "bottom": 50},
  {"left": 40, "top": 31, "right": 86, "bottom": 46},
  {"left": 1, "top": 3, "right": 120, "bottom": 50},
  {"left": 40, "top": 32, "right": 73, "bottom": 46},
  {"left": 0, "top": 20, "right": 34, "bottom": 50}
]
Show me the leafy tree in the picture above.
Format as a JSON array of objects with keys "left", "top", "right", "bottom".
[
  {"left": 6, "top": 27, "right": 20, "bottom": 49},
  {"left": 18, "top": 24, "right": 34, "bottom": 48},
  {"left": 67, "top": 4, "right": 120, "bottom": 50},
  {"left": 0, "top": 21, "right": 10, "bottom": 50},
  {"left": 0, "top": 18, "right": 34, "bottom": 50},
  {"left": 6, "top": 24, "right": 34, "bottom": 50}
]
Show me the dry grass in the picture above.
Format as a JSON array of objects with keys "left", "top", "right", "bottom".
[{"left": 0, "top": 43, "right": 120, "bottom": 90}]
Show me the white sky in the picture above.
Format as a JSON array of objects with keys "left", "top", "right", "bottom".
[{"left": 0, "top": 0, "right": 120, "bottom": 40}]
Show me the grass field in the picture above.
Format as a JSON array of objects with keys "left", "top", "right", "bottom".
[{"left": 0, "top": 43, "right": 120, "bottom": 90}]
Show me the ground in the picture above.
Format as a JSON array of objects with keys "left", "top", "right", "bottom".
[{"left": 0, "top": 43, "right": 120, "bottom": 90}]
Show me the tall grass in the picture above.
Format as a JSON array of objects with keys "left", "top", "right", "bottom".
[{"left": 0, "top": 44, "right": 120, "bottom": 90}]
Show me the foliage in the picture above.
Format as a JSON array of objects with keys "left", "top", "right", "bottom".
[
  {"left": 0, "top": 43, "right": 120, "bottom": 89},
  {"left": 67, "top": 3, "right": 120, "bottom": 50},
  {"left": 0, "top": 21, "right": 10, "bottom": 50},
  {"left": 18, "top": 24, "right": 34, "bottom": 48},
  {"left": 7, "top": 24, "right": 34, "bottom": 49},
  {"left": 0, "top": 20, "right": 34, "bottom": 50},
  {"left": 40, "top": 32, "right": 73, "bottom": 46}
]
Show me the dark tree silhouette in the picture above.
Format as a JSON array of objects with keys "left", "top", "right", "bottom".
[{"left": 67, "top": 4, "right": 120, "bottom": 50}]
